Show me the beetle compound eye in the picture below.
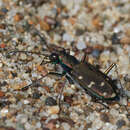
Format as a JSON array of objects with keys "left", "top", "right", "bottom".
[{"left": 50, "top": 53, "right": 59, "bottom": 63}]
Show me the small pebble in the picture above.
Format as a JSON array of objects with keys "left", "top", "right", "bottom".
[
  {"left": 1, "top": 8, "right": 8, "bottom": 13},
  {"left": 92, "top": 49, "right": 100, "bottom": 58},
  {"left": 0, "top": 108, "right": 8, "bottom": 116},
  {"left": 111, "top": 33, "right": 120, "bottom": 44},
  {"left": 76, "top": 41, "right": 86, "bottom": 50},
  {"left": 23, "top": 100, "right": 30, "bottom": 104},
  {"left": 92, "top": 16, "right": 102, "bottom": 30},
  {"left": 63, "top": 33, "right": 73, "bottom": 42},
  {"left": 14, "top": 13, "right": 23, "bottom": 22},
  {"left": 100, "top": 113, "right": 110, "bottom": 122},
  {"left": 64, "top": 96, "right": 73, "bottom": 105},
  {"left": 44, "top": 16, "right": 56, "bottom": 25},
  {"left": 32, "top": 92, "right": 42, "bottom": 99},
  {"left": 85, "top": 46, "right": 93, "bottom": 54},
  {"left": 24, "top": 122, "right": 32, "bottom": 130},
  {"left": 16, "top": 114, "right": 28, "bottom": 123},
  {"left": 0, "top": 101, "right": 10, "bottom": 108},
  {"left": 0, "top": 91, "right": 4, "bottom": 97},
  {"left": 116, "top": 119, "right": 126, "bottom": 128},
  {"left": 20, "top": 53, "right": 27, "bottom": 60},
  {"left": 110, "top": 109, "right": 119, "bottom": 117},
  {"left": 40, "top": 20, "right": 50, "bottom": 31},
  {"left": 47, "top": 106, "right": 60, "bottom": 114},
  {"left": 62, "top": 122, "right": 71, "bottom": 130},
  {"left": 0, "top": 126, "right": 15, "bottom": 130},
  {"left": 75, "top": 28, "right": 85, "bottom": 36},
  {"left": 0, "top": 81, "right": 8, "bottom": 86},
  {"left": 125, "top": 27, "right": 130, "bottom": 37},
  {"left": 36, "top": 122, "right": 41, "bottom": 128},
  {"left": 11, "top": 72, "right": 17, "bottom": 78},
  {"left": 119, "top": 97, "right": 128, "bottom": 106},
  {"left": 0, "top": 24, "right": 6, "bottom": 29},
  {"left": 120, "top": 36, "right": 130, "bottom": 45},
  {"left": 45, "top": 97, "right": 57, "bottom": 106}
]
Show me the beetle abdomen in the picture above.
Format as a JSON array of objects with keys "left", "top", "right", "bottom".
[{"left": 70, "top": 63, "right": 118, "bottom": 100}]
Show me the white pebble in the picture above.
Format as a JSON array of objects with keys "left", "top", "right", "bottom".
[
  {"left": 61, "top": 0, "right": 74, "bottom": 10},
  {"left": 0, "top": 108, "right": 8, "bottom": 116},
  {"left": 110, "top": 109, "right": 119, "bottom": 117},
  {"left": 20, "top": 53, "right": 27, "bottom": 60},
  {"left": 25, "top": 122, "right": 32, "bottom": 130},
  {"left": 62, "top": 122, "right": 70, "bottom": 130},
  {"left": 0, "top": 62, "right": 3, "bottom": 67},
  {"left": 119, "top": 97, "right": 127, "bottom": 106},
  {"left": 23, "top": 100, "right": 30, "bottom": 104},
  {"left": 36, "top": 122, "right": 41, "bottom": 128},
  {"left": 63, "top": 33, "right": 73, "bottom": 42},
  {"left": 53, "top": 34, "right": 61, "bottom": 42},
  {"left": 103, "top": 123, "right": 117, "bottom": 130},
  {"left": 47, "top": 106, "right": 60, "bottom": 114},
  {"left": 76, "top": 41, "right": 86, "bottom": 50},
  {"left": 70, "top": 51, "right": 75, "bottom": 56}
]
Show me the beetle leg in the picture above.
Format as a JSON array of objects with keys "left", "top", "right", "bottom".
[
  {"left": 48, "top": 71, "right": 66, "bottom": 77},
  {"left": 95, "top": 64, "right": 100, "bottom": 69},
  {"left": 91, "top": 97, "right": 109, "bottom": 109},
  {"left": 104, "top": 64, "right": 124, "bottom": 97},
  {"left": 81, "top": 53, "right": 87, "bottom": 63},
  {"left": 104, "top": 63, "right": 116, "bottom": 75},
  {"left": 21, "top": 71, "right": 66, "bottom": 91},
  {"left": 21, "top": 76, "right": 44, "bottom": 91},
  {"left": 96, "top": 101, "right": 109, "bottom": 109},
  {"left": 65, "top": 75, "right": 74, "bottom": 84},
  {"left": 21, "top": 71, "right": 66, "bottom": 114}
]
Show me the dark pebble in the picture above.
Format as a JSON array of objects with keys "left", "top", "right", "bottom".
[
  {"left": 85, "top": 46, "right": 93, "bottom": 54},
  {"left": 57, "top": 117, "right": 74, "bottom": 126},
  {"left": 111, "top": 33, "right": 120, "bottom": 44},
  {"left": 11, "top": 72, "right": 17, "bottom": 78},
  {"left": 84, "top": 106, "right": 93, "bottom": 116},
  {"left": 100, "top": 113, "right": 110, "bottom": 122},
  {"left": 1, "top": 8, "right": 8, "bottom": 13},
  {"left": 32, "top": 92, "right": 42, "bottom": 99},
  {"left": 0, "top": 23, "right": 6, "bottom": 29},
  {"left": 64, "top": 96, "right": 73, "bottom": 104},
  {"left": 0, "top": 101, "right": 11, "bottom": 108},
  {"left": 42, "top": 128, "right": 50, "bottom": 130},
  {"left": 124, "top": 74, "right": 130, "bottom": 82},
  {"left": 75, "top": 28, "right": 85, "bottom": 36},
  {"left": 127, "top": 114, "right": 130, "bottom": 121},
  {"left": 45, "top": 97, "right": 57, "bottom": 106},
  {"left": 0, "top": 126, "right": 15, "bottom": 130},
  {"left": 0, "top": 81, "right": 8, "bottom": 86},
  {"left": 25, "top": 0, "right": 48, "bottom": 7},
  {"left": 44, "top": 16, "right": 56, "bottom": 25},
  {"left": 116, "top": 119, "right": 126, "bottom": 128},
  {"left": 84, "top": 122, "right": 92, "bottom": 129},
  {"left": 92, "top": 49, "right": 100, "bottom": 58}
]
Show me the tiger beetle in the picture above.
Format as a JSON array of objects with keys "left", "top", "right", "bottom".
[
  {"left": 7, "top": 47, "right": 124, "bottom": 109},
  {"left": 43, "top": 50, "right": 121, "bottom": 106},
  {"left": 7, "top": 29, "right": 125, "bottom": 109}
]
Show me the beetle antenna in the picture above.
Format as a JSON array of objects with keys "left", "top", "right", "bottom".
[
  {"left": 6, "top": 50, "right": 50, "bottom": 57},
  {"left": 6, "top": 50, "right": 51, "bottom": 64}
]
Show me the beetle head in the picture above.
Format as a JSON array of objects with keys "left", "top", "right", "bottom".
[{"left": 49, "top": 53, "right": 60, "bottom": 64}]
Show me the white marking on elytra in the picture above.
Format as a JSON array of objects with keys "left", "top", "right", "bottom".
[
  {"left": 101, "top": 82, "right": 105, "bottom": 86},
  {"left": 88, "top": 81, "right": 95, "bottom": 88},
  {"left": 78, "top": 76, "right": 83, "bottom": 80},
  {"left": 103, "top": 92, "right": 107, "bottom": 96},
  {"left": 111, "top": 93, "right": 116, "bottom": 97}
]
